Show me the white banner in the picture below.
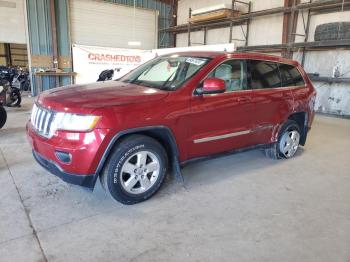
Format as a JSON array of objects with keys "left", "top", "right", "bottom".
[
  {"left": 72, "top": 43, "right": 235, "bottom": 84},
  {"left": 72, "top": 44, "right": 154, "bottom": 84}
]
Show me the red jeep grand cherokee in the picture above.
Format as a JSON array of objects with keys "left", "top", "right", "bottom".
[{"left": 27, "top": 52, "right": 316, "bottom": 204}]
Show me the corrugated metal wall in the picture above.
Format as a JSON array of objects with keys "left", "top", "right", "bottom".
[
  {"left": 27, "top": 0, "right": 71, "bottom": 94},
  {"left": 55, "top": 0, "right": 71, "bottom": 86},
  {"left": 26, "top": 0, "right": 172, "bottom": 95},
  {"left": 27, "top": 0, "right": 52, "bottom": 56},
  {"left": 27, "top": 0, "right": 54, "bottom": 94}
]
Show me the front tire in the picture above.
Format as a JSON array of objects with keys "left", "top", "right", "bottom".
[
  {"left": 265, "top": 120, "right": 301, "bottom": 159},
  {"left": 100, "top": 135, "right": 168, "bottom": 205}
]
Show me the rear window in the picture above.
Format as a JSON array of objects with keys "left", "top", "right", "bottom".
[{"left": 279, "top": 64, "right": 305, "bottom": 87}]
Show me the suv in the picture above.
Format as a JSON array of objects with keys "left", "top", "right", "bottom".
[{"left": 27, "top": 52, "right": 316, "bottom": 205}]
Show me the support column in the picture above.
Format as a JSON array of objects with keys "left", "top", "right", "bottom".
[{"left": 26, "top": 0, "right": 72, "bottom": 95}]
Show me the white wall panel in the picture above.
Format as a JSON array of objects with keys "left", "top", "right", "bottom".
[
  {"left": 0, "top": 0, "right": 26, "bottom": 43},
  {"left": 70, "top": 0, "right": 158, "bottom": 49},
  {"left": 250, "top": 0, "right": 283, "bottom": 11},
  {"left": 176, "top": 0, "right": 284, "bottom": 47},
  {"left": 247, "top": 14, "right": 283, "bottom": 46}
]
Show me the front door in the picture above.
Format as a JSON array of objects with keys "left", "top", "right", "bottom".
[{"left": 188, "top": 59, "right": 256, "bottom": 158}]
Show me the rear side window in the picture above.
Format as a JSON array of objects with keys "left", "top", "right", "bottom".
[
  {"left": 279, "top": 64, "right": 305, "bottom": 87},
  {"left": 248, "top": 60, "right": 282, "bottom": 89}
]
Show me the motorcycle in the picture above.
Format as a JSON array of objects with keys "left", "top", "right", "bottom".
[
  {"left": 15, "top": 68, "right": 31, "bottom": 92},
  {"left": 0, "top": 66, "right": 22, "bottom": 107}
]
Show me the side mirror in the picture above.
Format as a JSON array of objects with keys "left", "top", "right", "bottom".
[{"left": 195, "top": 78, "right": 226, "bottom": 95}]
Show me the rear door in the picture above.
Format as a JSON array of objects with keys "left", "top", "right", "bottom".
[
  {"left": 188, "top": 59, "right": 256, "bottom": 158},
  {"left": 248, "top": 60, "right": 294, "bottom": 145},
  {"left": 279, "top": 63, "right": 308, "bottom": 112}
]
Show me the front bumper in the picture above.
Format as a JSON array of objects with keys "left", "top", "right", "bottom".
[
  {"left": 26, "top": 121, "right": 113, "bottom": 188},
  {"left": 33, "top": 150, "right": 97, "bottom": 188},
  {"left": 26, "top": 121, "right": 111, "bottom": 174}
]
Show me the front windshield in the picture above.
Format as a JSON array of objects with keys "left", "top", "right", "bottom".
[{"left": 119, "top": 55, "right": 211, "bottom": 90}]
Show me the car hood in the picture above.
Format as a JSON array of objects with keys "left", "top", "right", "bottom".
[{"left": 38, "top": 81, "right": 169, "bottom": 113}]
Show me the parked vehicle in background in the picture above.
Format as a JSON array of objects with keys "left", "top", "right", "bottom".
[
  {"left": 16, "top": 68, "right": 31, "bottom": 92},
  {"left": 0, "top": 78, "right": 7, "bottom": 129},
  {"left": 27, "top": 52, "right": 316, "bottom": 205},
  {"left": 0, "top": 94, "right": 6, "bottom": 129},
  {"left": 0, "top": 66, "right": 23, "bottom": 107},
  {"left": 0, "top": 106, "right": 6, "bottom": 129}
]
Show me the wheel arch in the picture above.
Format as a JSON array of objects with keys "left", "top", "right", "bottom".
[
  {"left": 287, "top": 112, "right": 308, "bottom": 145},
  {"left": 95, "top": 126, "right": 183, "bottom": 182}
]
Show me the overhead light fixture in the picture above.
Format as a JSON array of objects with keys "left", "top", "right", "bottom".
[
  {"left": 128, "top": 41, "right": 141, "bottom": 46},
  {"left": 127, "top": 0, "right": 142, "bottom": 47}
]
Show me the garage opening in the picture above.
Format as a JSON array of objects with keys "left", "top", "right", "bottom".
[
  {"left": 0, "top": 43, "right": 28, "bottom": 68},
  {"left": 0, "top": 0, "right": 31, "bottom": 105}
]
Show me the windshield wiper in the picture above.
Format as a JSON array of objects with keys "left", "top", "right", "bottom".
[
  {"left": 160, "top": 71, "right": 177, "bottom": 89},
  {"left": 132, "top": 80, "right": 160, "bottom": 89}
]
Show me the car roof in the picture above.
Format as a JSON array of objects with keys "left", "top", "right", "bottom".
[
  {"left": 160, "top": 51, "right": 299, "bottom": 65},
  {"left": 232, "top": 52, "right": 299, "bottom": 65},
  {"left": 160, "top": 51, "right": 226, "bottom": 58}
]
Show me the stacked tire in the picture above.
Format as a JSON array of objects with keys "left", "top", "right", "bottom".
[{"left": 315, "top": 22, "right": 350, "bottom": 41}]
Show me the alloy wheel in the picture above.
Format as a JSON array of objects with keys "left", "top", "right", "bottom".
[
  {"left": 279, "top": 130, "right": 300, "bottom": 158},
  {"left": 119, "top": 150, "right": 160, "bottom": 194}
]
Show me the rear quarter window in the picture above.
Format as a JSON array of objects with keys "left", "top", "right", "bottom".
[{"left": 279, "top": 63, "right": 305, "bottom": 87}]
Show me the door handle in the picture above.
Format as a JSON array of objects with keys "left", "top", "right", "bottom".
[{"left": 237, "top": 96, "right": 251, "bottom": 102}]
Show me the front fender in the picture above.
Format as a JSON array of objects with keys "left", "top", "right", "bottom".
[{"left": 95, "top": 125, "right": 183, "bottom": 183}]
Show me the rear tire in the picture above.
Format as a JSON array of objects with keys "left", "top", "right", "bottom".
[
  {"left": 6, "top": 89, "right": 21, "bottom": 107},
  {"left": 100, "top": 135, "right": 168, "bottom": 205},
  {"left": 265, "top": 120, "right": 301, "bottom": 160},
  {"left": 0, "top": 106, "right": 6, "bottom": 129}
]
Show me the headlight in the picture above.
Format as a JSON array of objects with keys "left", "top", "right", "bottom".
[{"left": 53, "top": 113, "right": 100, "bottom": 132}]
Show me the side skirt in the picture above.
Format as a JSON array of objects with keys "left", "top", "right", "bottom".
[{"left": 180, "top": 143, "right": 275, "bottom": 167}]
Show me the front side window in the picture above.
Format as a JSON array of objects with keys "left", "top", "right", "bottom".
[
  {"left": 279, "top": 63, "right": 305, "bottom": 87},
  {"left": 248, "top": 60, "right": 282, "bottom": 89},
  {"left": 120, "top": 55, "right": 211, "bottom": 90},
  {"left": 207, "top": 60, "right": 247, "bottom": 92}
]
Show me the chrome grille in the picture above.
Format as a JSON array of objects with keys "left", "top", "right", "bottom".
[{"left": 31, "top": 104, "right": 55, "bottom": 138}]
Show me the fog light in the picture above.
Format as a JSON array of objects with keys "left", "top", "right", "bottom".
[{"left": 55, "top": 151, "right": 72, "bottom": 164}]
